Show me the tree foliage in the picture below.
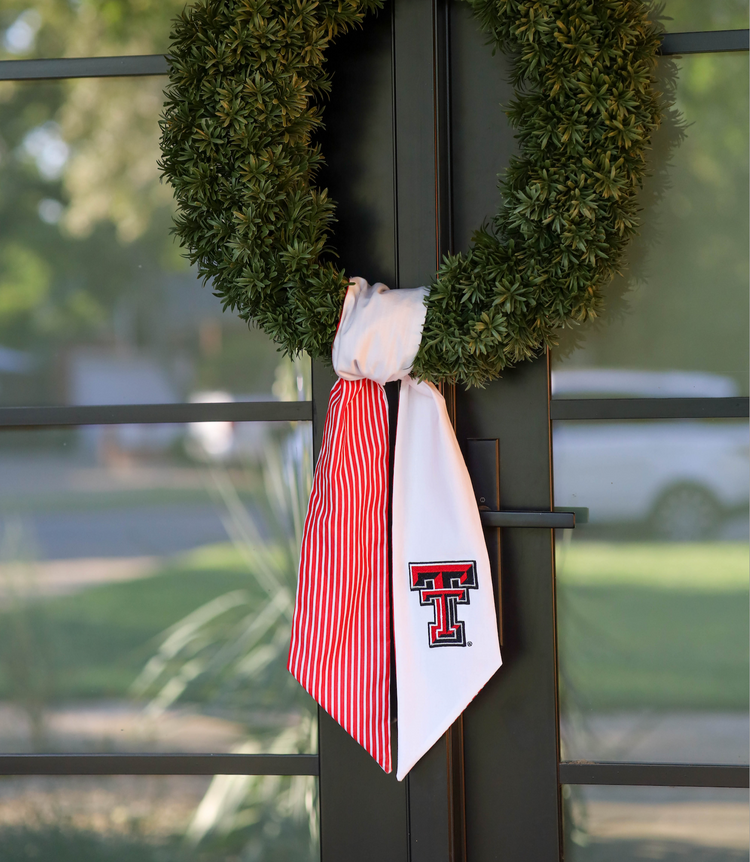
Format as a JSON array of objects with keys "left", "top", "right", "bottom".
[{"left": 0, "top": 0, "right": 294, "bottom": 406}]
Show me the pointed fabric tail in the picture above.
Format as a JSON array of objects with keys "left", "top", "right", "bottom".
[
  {"left": 392, "top": 377, "right": 502, "bottom": 779},
  {"left": 288, "top": 376, "right": 392, "bottom": 773}
]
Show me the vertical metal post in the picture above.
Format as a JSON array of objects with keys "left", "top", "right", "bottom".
[
  {"left": 394, "top": 0, "right": 466, "bottom": 859},
  {"left": 465, "top": 439, "right": 503, "bottom": 646},
  {"left": 448, "top": 2, "right": 562, "bottom": 856},
  {"left": 434, "top": 2, "right": 467, "bottom": 859},
  {"left": 455, "top": 356, "right": 563, "bottom": 861},
  {"left": 314, "top": 7, "right": 410, "bottom": 860}
]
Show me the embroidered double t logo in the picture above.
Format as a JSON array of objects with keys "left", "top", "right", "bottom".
[{"left": 408, "top": 561, "right": 479, "bottom": 647}]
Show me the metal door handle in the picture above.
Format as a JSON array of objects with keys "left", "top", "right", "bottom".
[{"left": 479, "top": 508, "right": 588, "bottom": 529}]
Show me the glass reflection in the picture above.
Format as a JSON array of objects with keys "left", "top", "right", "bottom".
[
  {"left": 554, "top": 420, "right": 749, "bottom": 765},
  {"left": 0, "top": 774, "right": 319, "bottom": 861},
  {"left": 661, "top": 0, "right": 749, "bottom": 31},
  {"left": 0, "top": 78, "right": 305, "bottom": 408},
  {"left": 0, "top": 2, "right": 184, "bottom": 60},
  {"left": 0, "top": 418, "right": 315, "bottom": 756},
  {"left": 0, "top": 0, "right": 747, "bottom": 65},
  {"left": 563, "top": 786, "right": 749, "bottom": 862},
  {"left": 553, "top": 53, "right": 749, "bottom": 396}
]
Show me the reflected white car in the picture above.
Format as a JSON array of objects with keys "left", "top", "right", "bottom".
[
  {"left": 551, "top": 370, "right": 749, "bottom": 539},
  {"left": 187, "top": 391, "right": 270, "bottom": 462}
]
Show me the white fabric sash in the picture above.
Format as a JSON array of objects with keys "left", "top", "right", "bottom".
[
  {"left": 392, "top": 377, "right": 502, "bottom": 778},
  {"left": 290, "top": 277, "right": 502, "bottom": 779}
]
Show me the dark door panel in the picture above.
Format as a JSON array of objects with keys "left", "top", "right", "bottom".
[
  {"left": 456, "top": 358, "right": 562, "bottom": 861},
  {"left": 315, "top": 6, "right": 410, "bottom": 860},
  {"left": 449, "top": 0, "right": 517, "bottom": 253},
  {"left": 317, "top": 1, "right": 398, "bottom": 286},
  {"left": 449, "top": 8, "right": 561, "bottom": 856},
  {"left": 315, "top": 0, "right": 560, "bottom": 858}
]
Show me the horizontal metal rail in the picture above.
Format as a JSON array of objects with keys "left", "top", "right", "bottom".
[
  {"left": 0, "top": 753, "right": 319, "bottom": 776},
  {"left": 6, "top": 397, "right": 745, "bottom": 426},
  {"left": 0, "top": 29, "right": 744, "bottom": 82},
  {"left": 0, "top": 401, "right": 312, "bottom": 428},
  {"left": 550, "top": 396, "right": 749, "bottom": 422},
  {"left": 480, "top": 510, "right": 576, "bottom": 529},
  {"left": 661, "top": 29, "right": 750, "bottom": 54},
  {"left": 560, "top": 761, "right": 749, "bottom": 789},
  {"left": 0, "top": 54, "right": 168, "bottom": 80}
]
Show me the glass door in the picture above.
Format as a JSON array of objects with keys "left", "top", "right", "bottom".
[{"left": 552, "top": 5, "right": 750, "bottom": 858}]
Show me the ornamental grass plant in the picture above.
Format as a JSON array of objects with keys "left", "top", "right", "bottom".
[{"left": 132, "top": 419, "right": 318, "bottom": 861}]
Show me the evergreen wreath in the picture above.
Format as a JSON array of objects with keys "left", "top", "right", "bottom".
[{"left": 160, "top": 0, "right": 662, "bottom": 387}]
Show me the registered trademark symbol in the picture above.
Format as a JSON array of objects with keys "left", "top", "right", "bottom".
[{"left": 467, "top": 642, "right": 473, "bottom": 647}]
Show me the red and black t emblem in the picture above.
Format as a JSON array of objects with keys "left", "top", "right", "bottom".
[{"left": 408, "top": 561, "right": 478, "bottom": 648}]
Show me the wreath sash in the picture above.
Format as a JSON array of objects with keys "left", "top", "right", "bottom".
[{"left": 288, "top": 279, "right": 501, "bottom": 776}]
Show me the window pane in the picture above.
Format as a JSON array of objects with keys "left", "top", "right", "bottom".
[
  {"left": 552, "top": 53, "right": 749, "bottom": 398},
  {"left": 0, "top": 423, "right": 315, "bottom": 755},
  {"left": 0, "top": 774, "right": 319, "bottom": 861},
  {"left": 662, "top": 0, "right": 749, "bottom": 31},
  {"left": 554, "top": 419, "right": 749, "bottom": 765},
  {"left": 0, "top": 78, "right": 306, "bottom": 408},
  {"left": 563, "top": 786, "right": 748, "bottom": 862},
  {"left": 0, "top": 2, "right": 183, "bottom": 60}
]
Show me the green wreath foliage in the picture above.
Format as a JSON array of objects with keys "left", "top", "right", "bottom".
[{"left": 160, "top": 0, "right": 661, "bottom": 387}]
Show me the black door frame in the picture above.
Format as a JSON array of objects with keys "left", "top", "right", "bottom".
[
  {"left": 315, "top": 1, "right": 564, "bottom": 856},
  {"left": 0, "top": 8, "right": 745, "bottom": 862}
]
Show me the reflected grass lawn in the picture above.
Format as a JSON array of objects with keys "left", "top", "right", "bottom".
[
  {"left": 557, "top": 542, "right": 749, "bottom": 592},
  {"left": 0, "top": 539, "right": 746, "bottom": 711},
  {"left": 0, "top": 825, "right": 196, "bottom": 862},
  {"left": 0, "top": 543, "right": 260, "bottom": 701},
  {"left": 557, "top": 542, "right": 750, "bottom": 711}
]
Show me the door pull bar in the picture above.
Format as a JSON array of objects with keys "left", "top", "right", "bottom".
[{"left": 479, "top": 509, "right": 588, "bottom": 529}]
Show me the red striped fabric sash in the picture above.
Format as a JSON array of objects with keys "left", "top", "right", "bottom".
[{"left": 287, "top": 376, "right": 392, "bottom": 773}]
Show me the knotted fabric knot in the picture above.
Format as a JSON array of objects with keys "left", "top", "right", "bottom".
[
  {"left": 288, "top": 278, "right": 502, "bottom": 779},
  {"left": 332, "top": 276, "right": 429, "bottom": 383}
]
